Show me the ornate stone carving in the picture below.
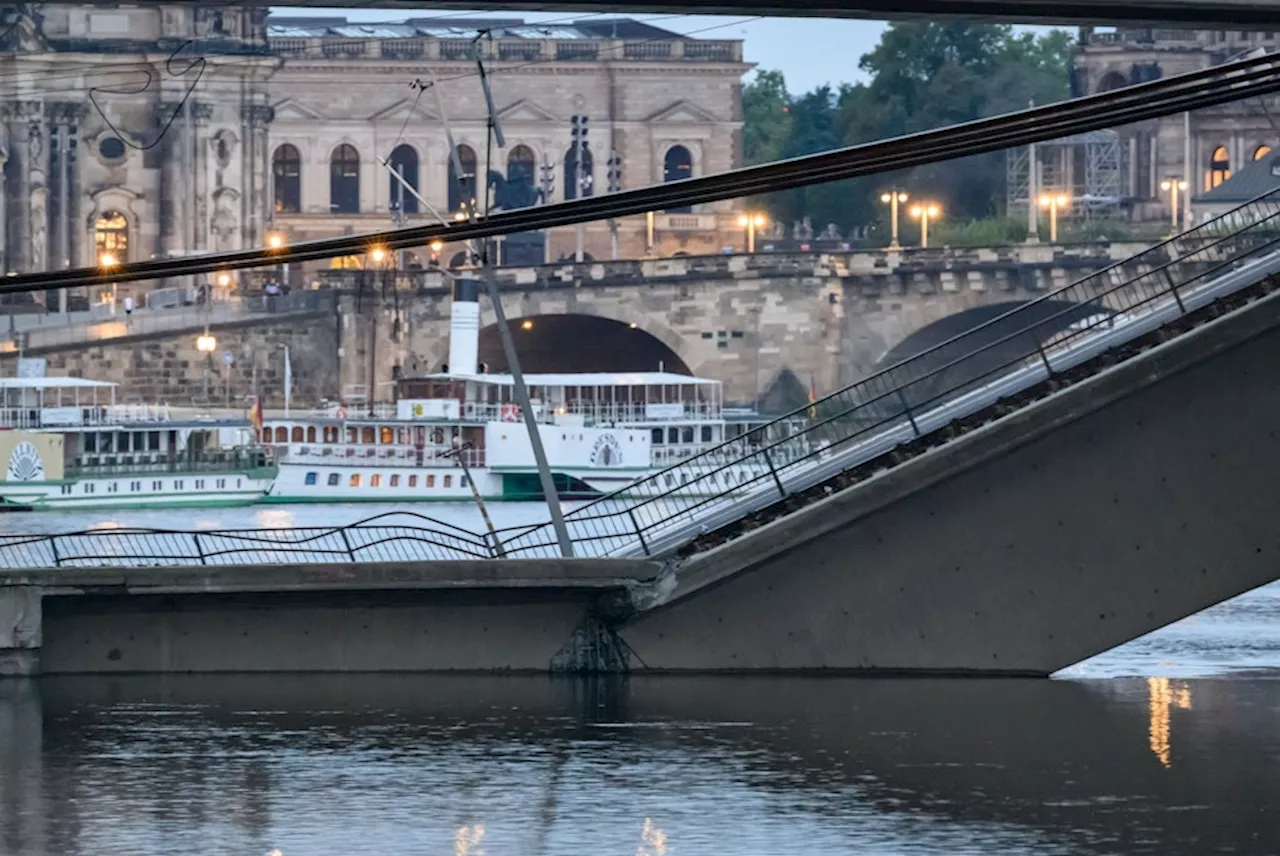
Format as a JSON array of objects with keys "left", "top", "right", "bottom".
[
  {"left": 29, "top": 187, "right": 46, "bottom": 272},
  {"left": 44, "top": 102, "right": 87, "bottom": 125},
  {"left": 26, "top": 119, "right": 41, "bottom": 162}
]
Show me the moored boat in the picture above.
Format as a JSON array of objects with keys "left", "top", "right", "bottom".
[{"left": 0, "top": 376, "right": 276, "bottom": 510}]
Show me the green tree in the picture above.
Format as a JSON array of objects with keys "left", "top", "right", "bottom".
[
  {"left": 741, "top": 69, "right": 792, "bottom": 166},
  {"left": 740, "top": 23, "right": 1074, "bottom": 235}
]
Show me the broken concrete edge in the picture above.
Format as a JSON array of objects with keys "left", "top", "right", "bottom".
[
  {"left": 0, "top": 558, "right": 665, "bottom": 596},
  {"left": 635, "top": 284, "right": 1280, "bottom": 615}
]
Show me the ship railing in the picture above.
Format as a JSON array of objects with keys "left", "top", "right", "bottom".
[
  {"left": 557, "top": 402, "right": 721, "bottom": 424},
  {"left": 0, "top": 403, "right": 173, "bottom": 429}
]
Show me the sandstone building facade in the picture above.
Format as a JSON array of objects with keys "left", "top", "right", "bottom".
[
  {"left": 1072, "top": 27, "right": 1280, "bottom": 222},
  {"left": 0, "top": 4, "right": 750, "bottom": 301}
]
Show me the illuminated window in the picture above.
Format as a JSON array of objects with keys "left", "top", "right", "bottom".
[
  {"left": 426, "top": 474, "right": 436, "bottom": 487},
  {"left": 1256, "top": 144, "right": 1273, "bottom": 161},
  {"left": 361, "top": 427, "right": 375, "bottom": 444},
  {"left": 349, "top": 473, "right": 361, "bottom": 487},
  {"left": 94, "top": 210, "right": 129, "bottom": 263},
  {"left": 1208, "top": 145, "right": 1231, "bottom": 189},
  {"left": 380, "top": 426, "right": 394, "bottom": 444},
  {"left": 408, "top": 475, "right": 418, "bottom": 487},
  {"left": 370, "top": 474, "right": 381, "bottom": 487}
]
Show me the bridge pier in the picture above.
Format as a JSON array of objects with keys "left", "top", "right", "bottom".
[{"left": 0, "top": 586, "right": 40, "bottom": 676}]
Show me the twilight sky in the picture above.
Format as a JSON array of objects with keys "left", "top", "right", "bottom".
[{"left": 278, "top": 8, "right": 1062, "bottom": 93}]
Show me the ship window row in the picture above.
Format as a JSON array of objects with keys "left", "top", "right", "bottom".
[
  {"left": 266, "top": 426, "right": 452, "bottom": 445},
  {"left": 83, "top": 430, "right": 164, "bottom": 453},
  {"left": 303, "top": 471, "right": 467, "bottom": 489},
  {"left": 653, "top": 426, "right": 714, "bottom": 445},
  {"left": 61, "top": 477, "right": 242, "bottom": 496},
  {"left": 662, "top": 469, "right": 750, "bottom": 489}
]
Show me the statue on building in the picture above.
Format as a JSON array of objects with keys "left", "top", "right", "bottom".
[
  {"left": 487, "top": 170, "right": 540, "bottom": 211},
  {"left": 4, "top": 4, "right": 47, "bottom": 52}
]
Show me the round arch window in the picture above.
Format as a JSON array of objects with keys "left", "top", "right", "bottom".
[{"left": 98, "top": 137, "right": 126, "bottom": 160}]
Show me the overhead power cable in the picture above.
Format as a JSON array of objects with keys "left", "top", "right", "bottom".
[{"left": 8, "top": 52, "right": 1280, "bottom": 295}]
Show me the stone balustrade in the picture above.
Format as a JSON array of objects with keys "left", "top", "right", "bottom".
[{"left": 266, "top": 36, "right": 742, "bottom": 64}]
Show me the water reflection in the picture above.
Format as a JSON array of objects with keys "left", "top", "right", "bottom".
[
  {"left": 0, "top": 672, "right": 1275, "bottom": 855},
  {"left": 1146, "top": 677, "right": 1193, "bottom": 768}
]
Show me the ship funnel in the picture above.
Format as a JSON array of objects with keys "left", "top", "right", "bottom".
[{"left": 448, "top": 275, "right": 480, "bottom": 376}]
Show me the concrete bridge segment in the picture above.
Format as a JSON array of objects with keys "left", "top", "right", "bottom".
[{"left": 619, "top": 282, "right": 1280, "bottom": 674}]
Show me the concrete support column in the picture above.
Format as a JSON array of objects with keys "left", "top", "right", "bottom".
[{"left": 0, "top": 586, "right": 42, "bottom": 677}]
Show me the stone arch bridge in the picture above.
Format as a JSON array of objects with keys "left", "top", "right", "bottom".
[{"left": 394, "top": 243, "right": 1148, "bottom": 406}]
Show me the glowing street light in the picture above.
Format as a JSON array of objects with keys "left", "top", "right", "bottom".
[
  {"left": 737, "top": 212, "right": 767, "bottom": 254},
  {"left": 369, "top": 246, "right": 387, "bottom": 265},
  {"left": 98, "top": 252, "right": 117, "bottom": 268},
  {"left": 196, "top": 333, "right": 217, "bottom": 352},
  {"left": 1037, "top": 192, "right": 1070, "bottom": 243},
  {"left": 266, "top": 232, "right": 284, "bottom": 250},
  {"left": 880, "top": 191, "right": 909, "bottom": 249},
  {"left": 216, "top": 272, "right": 231, "bottom": 289},
  {"left": 1160, "top": 178, "right": 1188, "bottom": 233},
  {"left": 429, "top": 240, "right": 444, "bottom": 252},
  {"left": 909, "top": 203, "right": 941, "bottom": 249}
]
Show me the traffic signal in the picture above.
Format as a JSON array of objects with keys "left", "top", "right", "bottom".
[
  {"left": 570, "top": 114, "right": 589, "bottom": 144},
  {"left": 606, "top": 151, "right": 622, "bottom": 193}
]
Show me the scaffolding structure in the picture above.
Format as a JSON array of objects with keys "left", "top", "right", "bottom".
[{"left": 1006, "top": 130, "right": 1124, "bottom": 219}]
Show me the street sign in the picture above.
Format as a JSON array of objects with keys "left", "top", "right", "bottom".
[{"left": 222, "top": 351, "right": 233, "bottom": 367}]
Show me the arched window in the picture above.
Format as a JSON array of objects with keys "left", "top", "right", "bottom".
[
  {"left": 329, "top": 144, "right": 360, "bottom": 214},
  {"left": 291, "top": 426, "right": 304, "bottom": 443},
  {"left": 388, "top": 144, "right": 419, "bottom": 215},
  {"left": 448, "top": 145, "right": 477, "bottom": 214},
  {"left": 448, "top": 250, "right": 469, "bottom": 268},
  {"left": 1209, "top": 145, "right": 1231, "bottom": 189},
  {"left": 272, "top": 144, "right": 301, "bottom": 214},
  {"left": 663, "top": 145, "right": 694, "bottom": 214},
  {"left": 94, "top": 210, "right": 128, "bottom": 264},
  {"left": 564, "top": 142, "right": 594, "bottom": 201},
  {"left": 506, "top": 144, "right": 537, "bottom": 208},
  {"left": 274, "top": 426, "right": 288, "bottom": 443},
  {"left": 1255, "top": 144, "right": 1273, "bottom": 161},
  {"left": 306, "top": 426, "right": 316, "bottom": 443}
]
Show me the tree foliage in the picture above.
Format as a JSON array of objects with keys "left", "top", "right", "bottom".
[{"left": 742, "top": 23, "right": 1073, "bottom": 236}]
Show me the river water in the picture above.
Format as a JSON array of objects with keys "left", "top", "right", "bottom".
[
  {"left": 0, "top": 504, "right": 1278, "bottom": 853},
  {"left": 0, "top": 579, "right": 1276, "bottom": 855}
]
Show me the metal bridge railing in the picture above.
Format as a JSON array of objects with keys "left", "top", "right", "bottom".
[
  {"left": 492, "top": 187, "right": 1280, "bottom": 560},
  {"left": 2, "top": 192, "right": 1280, "bottom": 570}
]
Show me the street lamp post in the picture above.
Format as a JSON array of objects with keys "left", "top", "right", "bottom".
[
  {"left": 909, "top": 203, "right": 940, "bottom": 249},
  {"left": 1160, "top": 178, "right": 1188, "bottom": 234},
  {"left": 1037, "top": 193, "right": 1070, "bottom": 243},
  {"left": 880, "top": 191, "right": 909, "bottom": 249},
  {"left": 737, "top": 212, "right": 766, "bottom": 254},
  {"left": 366, "top": 246, "right": 387, "bottom": 416},
  {"left": 196, "top": 330, "right": 217, "bottom": 403}
]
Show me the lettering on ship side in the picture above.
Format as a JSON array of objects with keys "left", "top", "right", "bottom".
[{"left": 589, "top": 434, "right": 624, "bottom": 467}]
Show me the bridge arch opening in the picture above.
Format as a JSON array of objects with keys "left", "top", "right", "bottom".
[
  {"left": 475, "top": 314, "right": 691, "bottom": 376},
  {"left": 873, "top": 299, "right": 1115, "bottom": 411}
]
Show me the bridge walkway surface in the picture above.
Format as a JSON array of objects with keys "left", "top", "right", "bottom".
[{"left": 6, "top": 190, "right": 1280, "bottom": 674}]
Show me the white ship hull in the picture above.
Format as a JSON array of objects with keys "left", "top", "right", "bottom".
[
  {"left": 263, "top": 458, "right": 780, "bottom": 503},
  {"left": 0, "top": 471, "right": 274, "bottom": 511}
]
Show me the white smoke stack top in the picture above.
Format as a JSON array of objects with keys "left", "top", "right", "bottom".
[{"left": 448, "top": 275, "right": 480, "bottom": 376}]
